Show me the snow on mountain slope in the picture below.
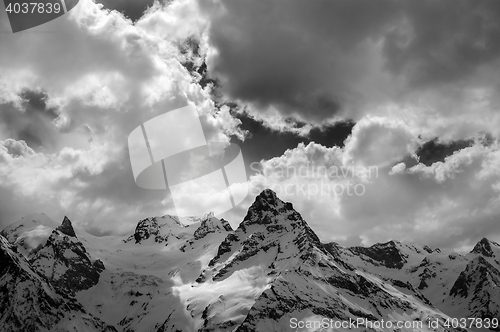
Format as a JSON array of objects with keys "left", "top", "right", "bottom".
[
  {"left": 124, "top": 214, "right": 198, "bottom": 245},
  {"left": 0, "top": 213, "right": 59, "bottom": 258},
  {"left": 29, "top": 217, "right": 105, "bottom": 295},
  {"left": 192, "top": 213, "right": 233, "bottom": 240},
  {"left": 349, "top": 240, "right": 438, "bottom": 269},
  {"left": 74, "top": 213, "right": 233, "bottom": 332},
  {"left": 0, "top": 235, "right": 117, "bottom": 332},
  {"left": 324, "top": 236, "right": 500, "bottom": 331},
  {"left": 169, "top": 190, "right": 459, "bottom": 332},
  {"left": 448, "top": 255, "right": 500, "bottom": 319},
  {"left": 469, "top": 238, "right": 500, "bottom": 266},
  {"left": 2, "top": 191, "right": 493, "bottom": 331},
  {"left": 181, "top": 214, "right": 233, "bottom": 252}
]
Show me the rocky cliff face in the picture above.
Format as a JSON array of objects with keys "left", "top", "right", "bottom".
[
  {"left": 471, "top": 237, "right": 500, "bottom": 258},
  {"left": 127, "top": 215, "right": 193, "bottom": 244},
  {"left": 0, "top": 235, "right": 115, "bottom": 332},
  {"left": 325, "top": 232, "right": 500, "bottom": 330},
  {"left": 57, "top": 216, "right": 78, "bottom": 238},
  {"left": 193, "top": 213, "right": 233, "bottom": 241},
  {"left": 449, "top": 256, "right": 500, "bottom": 319},
  {"left": 29, "top": 218, "right": 105, "bottom": 295},
  {"left": 349, "top": 241, "right": 410, "bottom": 269}
]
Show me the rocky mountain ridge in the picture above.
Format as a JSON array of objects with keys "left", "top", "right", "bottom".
[
  {"left": 324, "top": 234, "right": 500, "bottom": 329},
  {"left": 0, "top": 190, "right": 498, "bottom": 331},
  {"left": 0, "top": 234, "right": 116, "bottom": 332}
]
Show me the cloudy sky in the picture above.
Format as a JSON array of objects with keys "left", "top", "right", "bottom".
[{"left": 1, "top": 0, "right": 500, "bottom": 252}]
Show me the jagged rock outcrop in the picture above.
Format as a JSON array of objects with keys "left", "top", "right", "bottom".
[
  {"left": 349, "top": 241, "right": 409, "bottom": 269},
  {"left": 325, "top": 235, "right": 500, "bottom": 329},
  {"left": 0, "top": 235, "right": 116, "bottom": 332},
  {"left": 449, "top": 256, "right": 500, "bottom": 319},
  {"left": 471, "top": 237, "right": 500, "bottom": 258},
  {"left": 133, "top": 217, "right": 163, "bottom": 244},
  {"left": 57, "top": 216, "right": 77, "bottom": 238},
  {"left": 127, "top": 215, "right": 191, "bottom": 244},
  {"left": 29, "top": 217, "right": 105, "bottom": 295},
  {"left": 193, "top": 213, "right": 233, "bottom": 240},
  {"left": 180, "top": 213, "right": 233, "bottom": 253}
]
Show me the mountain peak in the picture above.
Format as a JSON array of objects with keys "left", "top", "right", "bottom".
[
  {"left": 449, "top": 255, "right": 499, "bottom": 300},
  {"left": 244, "top": 189, "right": 295, "bottom": 224},
  {"left": 193, "top": 215, "right": 232, "bottom": 240},
  {"left": 423, "top": 245, "right": 438, "bottom": 253},
  {"left": 255, "top": 189, "right": 279, "bottom": 205},
  {"left": 56, "top": 216, "right": 77, "bottom": 238},
  {"left": 240, "top": 189, "right": 297, "bottom": 228},
  {"left": 129, "top": 215, "right": 192, "bottom": 244},
  {"left": 471, "top": 237, "right": 499, "bottom": 257},
  {"left": 159, "top": 214, "right": 185, "bottom": 227},
  {"left": 0, "top": 235, "right": 114, "bottom": 331},
  {"left": 382, "top": 240, "right": 400, "bottom": 247},
  {"left": 202, "top": 211, "right": 215, "bottom": 220},
  {"left": 219, "top": 218, "right": 233, "bottom": 232},
  {"left": 350, "top": 240, "right": 409, "bottom": 269}
]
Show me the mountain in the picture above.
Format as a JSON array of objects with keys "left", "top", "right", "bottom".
[
  {"left": 348, "top": 240, "right": 431, "bottom": 269},
  {"left": 125, "top": 214, "right": 193, "bottom": 244},
  {"left": 192, "top": 214, "right": 233, "bottom": 240},
  {"left": 324, "top": 236, "right": 500, "bottom": 331},
  {"left": 449, "top": 256, "right": 500, "bottom": 319},
  {"left": 1, "top": 189, "right": 497, "bottom": 331},
  {"left": 0, "top": 235, "right": 116, "bottom": 332},
  {"left": 0, "top": 213, "right": 59, "bottom": 258},
  {"left": 470, "top": 238, "right": 500, "bottom": 259},
  {"left": 29, "top": 217, "right": 105, "bottom": 295},
  {"left": 190, "top": 190, "right": 455, "bottom": 332}
]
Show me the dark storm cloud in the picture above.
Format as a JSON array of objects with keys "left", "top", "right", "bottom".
[
  {"left": 97, "top": 0, "right": 155, "bottom": 21},
  {"left": 0, "top": 90, "right": 60, "bottom": 150},
  {"left": 201, "top": 0, "right": 500, "bottom": 121},
  {"left": 415, "top": 138, "right": 475, "bottom": 166},
  {"left": 383, "top": 0, "right": 500, "bottom": 87},
  {"left": 202, "top": 0, "right": 399, "bottom": 121},
  {"left": 231, "top": 112, "right": 354, "bottom": 174}
]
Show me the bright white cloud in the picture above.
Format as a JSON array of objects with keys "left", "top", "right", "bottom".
[
  {"left": 231, "top": 119, "right": 500, "bottom": 251},
  {"left": 342, "top": 116, "right": 419, "bottom": 167},
  {"left": 2, "top": 0, "right": 500, "bottom": 254},
  {"left": 0, "top": 0, "right": 242, "bottom": 234}
]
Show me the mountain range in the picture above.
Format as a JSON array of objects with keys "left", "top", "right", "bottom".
[{"left": 1, "top": 189, "right": 499, "bottom": 331}]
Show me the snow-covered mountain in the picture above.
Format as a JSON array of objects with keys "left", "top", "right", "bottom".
[
  {"left": 0, "top": 189, "right": 497, "bottom": 331},
  {"left": 0, "top": 234, "right": 116, "bottom": 332},
  {"left": 29, "top": 217, "right": 105, "bottom": 296},
  {"left": 324, "top": 236, "right": 500, "bottom": 331}
]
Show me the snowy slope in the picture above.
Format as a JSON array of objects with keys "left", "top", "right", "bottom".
[
  {"left": 183, "top": 190, "right": 459, "bottom": 332},
  {"left": 2, "top": 190, "right": 495, "bottom": 331},
  {"left": 29, "top": 217, "right": 105, "bottom": 295},
  {"left": 123, "top": 214, "right": 201, "bottom": 246},
  {"left": 448, "top": 256, "right": 500, "bottom": 319},
  {"left": 0, "top": 235, "right": 116, "bottom": 332},
  {"left": 74, "top": 213, "right": 233, "bottom": 332},
  {"left": 324, "top": 236, "right": 500, "bottom": 331},
  {"left": 0, "top": 213, "right": 59, "bottom": 258}
]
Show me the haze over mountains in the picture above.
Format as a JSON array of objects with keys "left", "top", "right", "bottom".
[{"left": 0, "top": 190, "right": 499, "bottom": 331}]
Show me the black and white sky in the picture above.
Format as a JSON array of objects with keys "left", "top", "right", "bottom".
[{"left": 1, "top": 0, "right": 500, "bottom": 251}]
